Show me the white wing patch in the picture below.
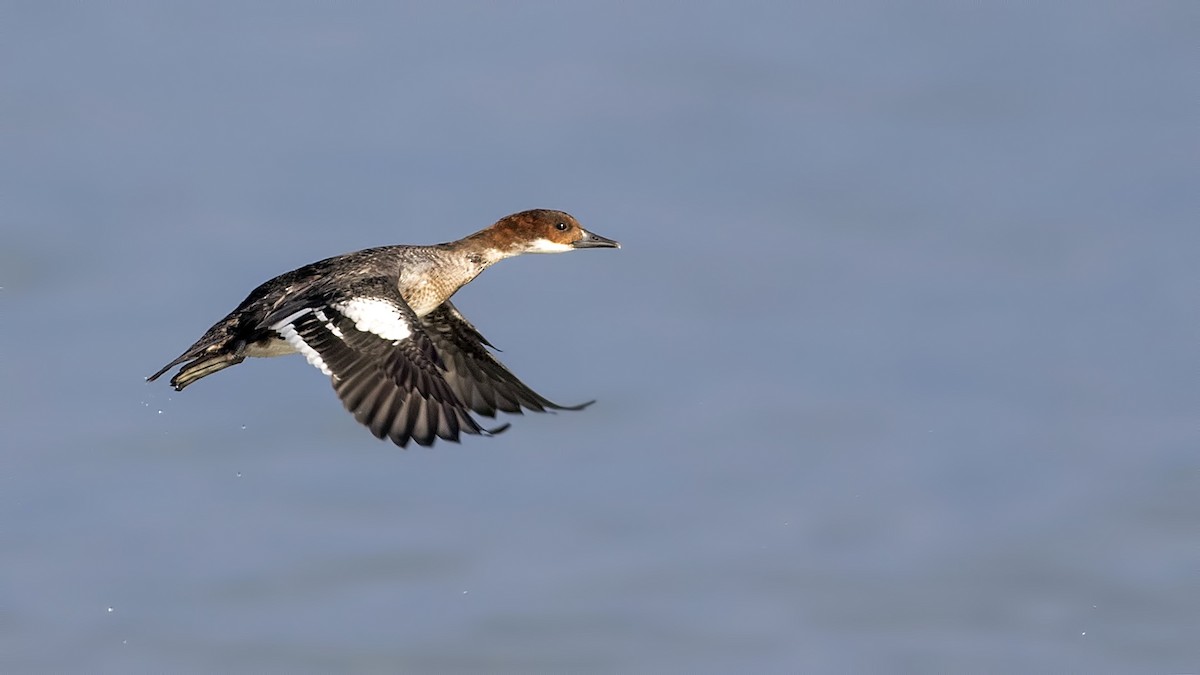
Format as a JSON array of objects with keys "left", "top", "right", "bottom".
[
  {"left": 313, "top": 308, "right": 343, "bottom": 338},
  {"left": 274, "top": 315, "right": 333, "bottom": 376},
  {"left": 267, "top": 299, "right": 408, "bottom": 378},
  {"left": 334, "top": 297, "right": 412, "bottom": 342}
]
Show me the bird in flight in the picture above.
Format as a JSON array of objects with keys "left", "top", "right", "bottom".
[{"left": 148, "top": 209, "right": 620, "bottom": 447}]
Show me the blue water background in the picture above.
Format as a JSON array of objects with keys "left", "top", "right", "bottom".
[{"left": 3, "top": 2, "right": 1197, "bottom": 672}]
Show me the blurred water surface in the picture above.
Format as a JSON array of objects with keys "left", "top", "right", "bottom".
[{"left": 2, "top": 2, "right": 1197, "bottom": 672}]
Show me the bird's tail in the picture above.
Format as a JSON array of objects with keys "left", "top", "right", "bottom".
[{"left": 147, "top": 337, "right": 246, "bottom": 392}]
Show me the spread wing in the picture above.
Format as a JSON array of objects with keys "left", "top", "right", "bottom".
[
  {"left": 420, "top": 302, "right": 593, "bottom": 417},
  {"left": 266, "top": 279, "right": 507, "bottom": 447}
]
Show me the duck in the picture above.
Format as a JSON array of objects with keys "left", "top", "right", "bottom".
[{"left": 148, "top": 209, "right": 620, "bottom": 447}]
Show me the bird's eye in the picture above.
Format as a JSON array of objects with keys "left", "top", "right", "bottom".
[{"left": 555, "top": 222, "right": 568, "bottom": 231}]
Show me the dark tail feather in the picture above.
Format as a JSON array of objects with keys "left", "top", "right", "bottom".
[
  {"left": 147, "top": 356, "right": 190, "bottom": 384},
  {"left": 147, "top": 344, "right": 245, "bottom": 392},
  {"left": 168, "top": 353, "right": 245, "bottom": 391}
]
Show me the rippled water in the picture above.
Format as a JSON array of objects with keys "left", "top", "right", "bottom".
[{"left": 3, "top": 2, "right": 1197, "bottom": 672}]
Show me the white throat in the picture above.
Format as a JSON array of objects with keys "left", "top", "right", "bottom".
[{"left": 525, "top": 238, "right": 573, "bottom": 254}]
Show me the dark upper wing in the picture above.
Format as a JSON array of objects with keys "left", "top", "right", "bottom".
[
  {"left": 420, "top": 302, "right": 593, "bottom": 418},
  {"left": 267, "top": 278, "right": 507, "bottom": 447}
]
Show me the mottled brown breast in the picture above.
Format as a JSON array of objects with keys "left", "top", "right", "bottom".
[{"left": 396, "top": 248, "right": 491, "bottom": 317}]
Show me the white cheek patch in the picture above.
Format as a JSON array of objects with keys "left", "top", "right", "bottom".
[
  {"left": 528, "top": 238, "right": 573, "bottom": 253},
  {"left": 334, "top": 297, "right": 412, "bottom": 343},
  {"left": 275, "top": 318, "right": 332, "bottom": 376}
]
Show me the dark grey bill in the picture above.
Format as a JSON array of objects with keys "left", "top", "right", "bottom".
[{"left": 572, "top": 230, "right": 621, "bottom": 249}]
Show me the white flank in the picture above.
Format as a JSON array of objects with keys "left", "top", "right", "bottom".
[
  {"left": 274, "top": 317, "right": 332, "bottom": 376},
  {"left": 527, "top": 238, "right": 573, "bottom": 253},
  {"left": 335, "top": 297, "right": 412, "bottom": 342}
]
